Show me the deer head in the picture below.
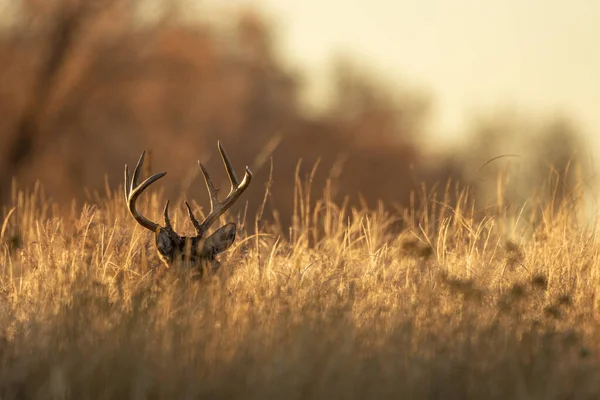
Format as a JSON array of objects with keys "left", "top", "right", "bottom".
[{"left": 124, "top": 142, "right": 252, "bottom": 273}]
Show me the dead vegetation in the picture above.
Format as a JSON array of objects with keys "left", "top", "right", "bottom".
[{"left": 0, "top": 171, "right": 599, "bottom": 399}]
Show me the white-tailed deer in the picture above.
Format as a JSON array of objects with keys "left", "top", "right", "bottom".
[{"left": 124, "top": 142, "right": 252, "bottom": 273}]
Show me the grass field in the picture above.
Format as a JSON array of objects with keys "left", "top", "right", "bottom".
[{"left": 1, "top": 173, "right": 599, "bottom": 399}]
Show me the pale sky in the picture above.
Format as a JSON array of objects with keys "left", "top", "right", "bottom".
[{"left": 207, "top": 0, "right": 599, "bottom": 149}]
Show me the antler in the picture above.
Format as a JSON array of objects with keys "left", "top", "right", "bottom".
[
  {"left": 125, "top": 143, "right": 252, "bottom": 238},
  {"left": 124, "top": 151, "right": 167, "bottom": 232},
  {"left": 187, "top": 142, "right": 253, "bottom": 236}
]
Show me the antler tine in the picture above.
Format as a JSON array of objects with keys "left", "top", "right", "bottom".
[
  {"left": 131, "top": 151, "right": 145, "bottom": 195},
  {"left": 163, "top": 200, "right": 172, "bottom": 229},
  {"left": 218, "top": 141, "right": 240, "bottom": 188},
  {"left": 194, "top": 143, "right": 253, "bottom": 235},
  {"left": 198, "top": 162, "right": 220, "bottom": 212},
  {"left": 124, "top": 151, "right": 167, "bottom": 233},
  {"left": 124, "top": 164, "right": 131, "bottom": 201},
  {"left": 185, "top": 201, "right": 203, "bottom": 235}
]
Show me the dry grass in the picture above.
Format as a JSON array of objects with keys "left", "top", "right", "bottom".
[{"left": 1, "top": 174, "right": 599, "bottom": 400}]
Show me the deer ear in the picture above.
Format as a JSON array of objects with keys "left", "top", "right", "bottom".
[
  {"left": 203, "top": 223, "right": 237, "bottom": 256},
  {"left": 156, "top": 229, "right": 174, "bottom": 258}
]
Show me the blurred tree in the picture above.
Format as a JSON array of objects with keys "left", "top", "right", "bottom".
[
  {"left": 326, "top": 56, "right": 431, "bottom": 148},
  {"left": 0, "top": 0, "right": 138, "bottom": 200},
  {"left": 0, "top": 2, "right": 591, "bottom": 229},
  {"left": 0, "top": 2, "right": 434, "bottom": 223}
]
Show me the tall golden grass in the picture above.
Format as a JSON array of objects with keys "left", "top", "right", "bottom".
[{"left": 0, "top": 169, "right": 599, "bottom": 399}]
